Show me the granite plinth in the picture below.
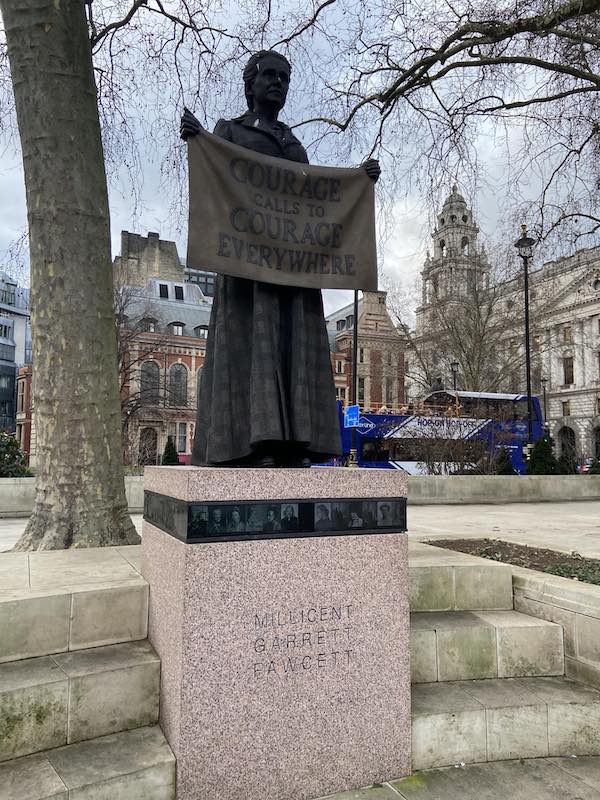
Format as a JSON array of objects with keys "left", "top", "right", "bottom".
[{"left": 141, "top": 467, "right": 410, "bottom": 800}]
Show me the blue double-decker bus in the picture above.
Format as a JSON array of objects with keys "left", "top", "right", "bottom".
[{"left": 339, "top": 391, "right": 544, "bottom": 475}]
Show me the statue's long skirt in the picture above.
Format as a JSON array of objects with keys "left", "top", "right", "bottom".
[{"left": 191, "top": 276, "right": 342, "bottom": 465}]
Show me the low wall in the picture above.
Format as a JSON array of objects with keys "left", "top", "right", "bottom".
[
  {"left": 408, "top": 475, "right": 600, "bottom": 505},
  {"left": 1, "top": 474, "right": 600, "bottom": 516},
  {"left": 513, "top": 566, "right": 600, "bottom": 689},
  {"left": 0, "top": 476, "right": 145, "bottom": 517}
]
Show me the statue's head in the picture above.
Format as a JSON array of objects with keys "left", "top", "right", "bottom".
[{"left": 243, "top": 50, "right": 291, "bottom": 112}]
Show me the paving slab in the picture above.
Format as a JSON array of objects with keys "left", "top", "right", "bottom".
[
  {"left": 0, "top": 752, "right": 67, "bottom": 800},
  {"left": 46, "top": 726, "right": 175, "bottom": 799},
  {"left": 408, "top": 501, "right": 600, "bottom": 559},
  {"left": 389, "top": 758, "right": 600, "bottom": 799}
]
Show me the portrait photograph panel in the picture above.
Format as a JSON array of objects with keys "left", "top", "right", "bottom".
[
  {"left": 348, "top": 501, "right": 365, "bottom": 530},
  {"left": 331, "top": 502, "right": 350, "bottom": 530},
  {"left": 361, "top": 501, "right": 377, "bottom": 529},
  {"left": 280, "top": 503, "right": 299, "bottom": 532},
  {"left": 314, "top": 502, "right": 333, "bottom": 532},
  {"left": 377, "top": 501, "right": 395, "bottom": 527}
]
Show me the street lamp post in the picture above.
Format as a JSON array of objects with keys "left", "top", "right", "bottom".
[
  {"left": 514, "top": 225, "right": 536, "bottom": 452},
  {"left": 540, "top": 376, "right": 548, "bottom": 426},
  {"left": 450, "top": 360, "right": 459, "bottom": 391}
]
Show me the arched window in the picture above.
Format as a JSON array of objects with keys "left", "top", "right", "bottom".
[
  {"left": 140, "top": 361, "right": 160, "bottom": 405},
  {"left": 439, "top": 240, "right": 447, "bottom": 257},
  {"left": 194, "top": 325, "right": 209, "bottom": 339},
  {"left": 461, "top": 236, "right": 470, "bottom": 256},
  {"left": 169, "top": 363, "right": 188, "bottom": 407},
  {"left": 170, "top": 322, "right": 185, "bottom": 336},
  {"left": 139, "top": 428, "right": 158, "bottom": 466},
  {"left": 558, "top": 426, "right": 577, "bottom": 460},
  {"left": 140, "top": 317, "right": 157, "bottom": 333}
]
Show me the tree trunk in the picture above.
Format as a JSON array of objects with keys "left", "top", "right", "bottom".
[{"left": 2, "top": 0, "right": 139, "bottom": 549}]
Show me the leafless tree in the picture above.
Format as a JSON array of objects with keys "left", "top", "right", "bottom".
[{"left": 1, "top": 0, "right": 599, "bottom": 548}]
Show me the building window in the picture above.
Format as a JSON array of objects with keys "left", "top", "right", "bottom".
[
  {"left": 0, "top": 323, "right": 11, "bottom": 339},
  {"left": 169, "top": 363, "right": 188, "bottom": 407},
  {"left": 336, "top": 319, "right": 345, "bottom": 331},
  {"left": 359, "top": 348, "right": 365, "bottom": 364},
  {"left": 171, "top": 323, "right": 184, "bottom": 336},
  {"left": 174, "top": 286, "right": 184, "bottom": 301},
  {"left": 563, "top": 326, "right": 573, "bottom": 344},
  {"left": 358, "top": 377, "right": 365, "bottom": 404},
  {"left": 0, "top": 343, "right": 15, "bottom": 361},
  {"left": 0, "top": 375, "right": 10, "bottom": 390},
  {"left": 16, "top": 380, "right": 24, "bottom": 413},
  {"left": 336, "top": 360, "right": 343, "bottom": 374},
  {"left": 385, "top": 379, "right": 393, "bottom": 405},
  {"left": 562, "top": 400, "right": 571, "bottom": 417},
  {"left": 335, "top": 387, "right": 346, "bottom": 401},
  {"left": 140, "top": 318, "right": 156, "bottom": 333},
  {"left": 140, "top": 361, "right": 160, "bottom": 405},
  {"left": 194, "top": 326, "right": 208, "bottom": 339},
  {"left": 177, "top": 422, "right": 187, "bottom": 453},
  {"left": 187, "top": 271, "right": 216, "bottom": 297},
  {"left": 159, "top": 284, "right": 169, "bottom": 299},
  {"left": 563, "top": 356, "right": 574, "bottom": 385},
  {"left": 345, "top": 315, "right": 354, "bottom": 328}
]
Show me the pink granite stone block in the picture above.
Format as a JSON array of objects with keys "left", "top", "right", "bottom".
[{"left": 141, "top": 467, "right": 410, "bottom": 800}]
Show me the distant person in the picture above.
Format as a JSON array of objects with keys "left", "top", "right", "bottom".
[
  {"left": 262, "top": 507, "right": 281, "bottom": 533},
  {"left": 280, "top": 505, "right": 299, "bottom": 531},
  {"left": 315, "top": 504, "right": 333, "bottom": 531}
]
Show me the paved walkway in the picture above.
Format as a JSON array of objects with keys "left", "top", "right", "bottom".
[
  {"left": 408, "top": 501, "right": 600, "bottom": 558},
  {"left": 320, "top": 756, "right": 600, "bottom": 799},
  {"left": 2, "top": 502, "right": 600, "bottom": 556}
]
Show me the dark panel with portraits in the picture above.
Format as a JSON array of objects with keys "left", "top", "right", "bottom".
[{"left": 144, "top": 491, "right": 407, "bottom": 544}]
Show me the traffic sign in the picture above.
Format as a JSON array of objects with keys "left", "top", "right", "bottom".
[{"left": 344, "top": 405, "right": 360, "bottom": 428}]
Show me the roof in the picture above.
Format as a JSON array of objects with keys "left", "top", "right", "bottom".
[
  {"left": 426, "top": 390, "right": 526, "bottom": 402},
  {"left": 125, "top": 295, "right": 211, "bottom": 332}
]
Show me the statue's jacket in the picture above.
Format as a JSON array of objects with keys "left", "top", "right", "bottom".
[{"left": 191, "top": 112, "right": 342, "bottom": 465}]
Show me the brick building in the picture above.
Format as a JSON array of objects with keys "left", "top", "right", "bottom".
[
  {"left": 15, "top": 364, "right": 33, "bottom": 463},
  {"left": 326, "top": 291, "right": 405, "bottom": 411}
]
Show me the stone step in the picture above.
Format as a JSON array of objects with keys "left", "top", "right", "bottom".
[
  {"left": 412, "top": 676, "right": 600, "bottom": 771},
  {"left": 0, "top": 640, "right": 159, "bottom": 763},
  {"left": 0, "top": 548, "right": 148, "bottom": 664},
  {"left": 0, "top": 725, "right": 175, "bottom": 800},
  {"left": 410, "top": 610, "right": 564, "bottom": 683},
  {"left": 408, "top": 545, "right": 513, "bottom": 612}
]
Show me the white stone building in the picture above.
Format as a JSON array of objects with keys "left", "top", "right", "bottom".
[{"left": 409, "top": 188, "right": 600, "bottom": 461}]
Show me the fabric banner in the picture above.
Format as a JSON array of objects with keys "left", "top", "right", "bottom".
[{"left": 187, "top": 132, "right": 378, "bottom": 291}]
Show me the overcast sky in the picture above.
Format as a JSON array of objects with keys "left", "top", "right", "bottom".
[{"left": 0, "top": 76, "right": 560, "bottom": 319}]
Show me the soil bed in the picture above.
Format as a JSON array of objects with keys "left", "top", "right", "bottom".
[{"left": 429, "top": 538, "right": 600, "bottom": 586}]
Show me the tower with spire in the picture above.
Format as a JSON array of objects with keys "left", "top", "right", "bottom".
[{"left": 416, "top": 185, "right": 490, "bottom": 336}]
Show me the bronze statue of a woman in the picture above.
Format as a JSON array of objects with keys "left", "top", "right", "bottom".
[{"left": 181, "top": 50, "right": 379, "bottom": 467}]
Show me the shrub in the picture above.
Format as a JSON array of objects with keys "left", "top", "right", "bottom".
[
  {"left": 588, "top": 459, "right": 600, "bottom": 475},
  {"left": 528, "top": 435, "right": 558, "bottom": 475},
  {"left": 161, "top": 436, "right": 180, "bottom": 466},
  {"left": 495, "top": 447, "right": 516, "bottom": 475},
  {"left": 0, "top": 432, "right": 31, "bottom": 477}
]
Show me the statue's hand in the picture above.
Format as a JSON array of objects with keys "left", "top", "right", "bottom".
[
  {"left": 180, "top": 107, "right": 203, "bottom": 141},
  {"left": 362, "top": 158, "right": 381, "bottom": 183}
]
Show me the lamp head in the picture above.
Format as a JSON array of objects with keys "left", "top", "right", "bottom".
[{"left": 514, "top": 224, "right": 535, "bottom": 259}]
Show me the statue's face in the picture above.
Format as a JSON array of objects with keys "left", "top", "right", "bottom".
[{"left": 251, "top": 55, "right": 290, "bottom": 111}]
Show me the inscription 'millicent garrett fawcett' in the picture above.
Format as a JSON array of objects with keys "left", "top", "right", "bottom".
[{"left": 252, "top": 604, "right": 355, "bottom": 678}]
